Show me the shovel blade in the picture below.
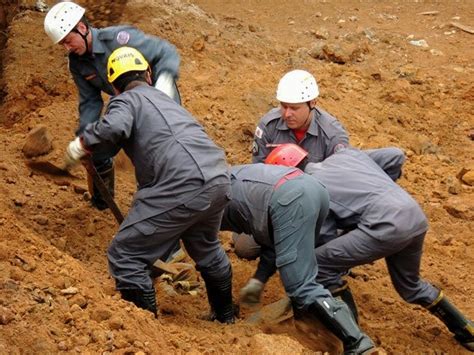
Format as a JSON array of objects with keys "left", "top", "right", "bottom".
[{"left": 27, "top": 161, "right": 74, "bottom": 177}]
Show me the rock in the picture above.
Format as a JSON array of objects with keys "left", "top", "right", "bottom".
[
  {"left": 109, "top": 316, "right": 124, "bottom": 330},
  {"left": 311, "top": 27, "right": 329, "bottom": 39},
  {"left": 191, "top": 37, "right": 205, "bottom": 52},
  {"left": 91, "top": 307, "right": 113, "bottom": 322},
  {"left": 69, "top": 294, "right": 88, "bottom": 308},
  {"left": 461, "top": 171, "right": 474, "bottom": 186},
  {"left": 22, "top": 125, "right": 53, "bottom": 158},
  {"left": 32, "top": 214, "right": 49, "bottom": 225},
  {"left": 444, "top": 197, "right": 474, "bottom": 220},
  {"left": 61, "top": 287, "right": 79, "bottom": 295},
  {"left": 13, "top": 197, "right": 27, "bottom": 206},
  {"left": 0, "top": 306, "right": 15, "bottom": 325}
]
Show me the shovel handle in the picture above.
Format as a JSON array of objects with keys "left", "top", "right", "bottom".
[{"left": 82, "top": 157, "right": 124, "bottom": 224}]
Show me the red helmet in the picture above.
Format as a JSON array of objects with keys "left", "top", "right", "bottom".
[{"left": 264, "top": 144, "right": 308, "bottom": 167}]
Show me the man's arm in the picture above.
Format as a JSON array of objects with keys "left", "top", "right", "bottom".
[
  {"left": 364, "top": 147, "right": 406, "bottom": 181},
  {"left": 125, "top": 28, "right": 180, "bottom": 82},
  {"left": 80, "top": 97, "right": 133, "bottom": 157},
  {"left": 70, "top": 69, "right": 104, "bottom": 135}
]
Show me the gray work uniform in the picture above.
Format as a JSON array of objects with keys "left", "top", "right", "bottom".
[
  {"left": 220, "top": 164, "right": 332, "bottom": 311},
  {"left": 81, "top": 84, "right": 230, "bottom": 290},
  {"left": 305, "top": 148, "right": 439, "bottom": 305},
  {"left": 69, "top": 25, "right": 180, "bottom": 144},
  {"left": 252, "top": 107, "right": 349, "bottom": 163}
]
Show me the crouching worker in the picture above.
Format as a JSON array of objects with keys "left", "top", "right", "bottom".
[
  {"left": 268, "top": 144, "right": 474, "bottom": 351},
  {"left": 63, "top": 47, "right": 235, "bottom": 323},
  {"left": 220, "top": 163, "right": 376, "bottom": 354}
]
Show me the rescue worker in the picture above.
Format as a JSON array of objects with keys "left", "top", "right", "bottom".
[
  {"left": 63, "top": 47, "right": 235, "bottom": 323},
  {"left": 247, "top": 144, "right": 474, "bottom": 351},
  {"left": 44, "top": 1, "right": 181, "bottom": 210},
  {"left": 251, "top": 69, "right": 405, "bottom": 180},
  {"left": 220, "top": 163, "right": 376, "bottom": 354}
]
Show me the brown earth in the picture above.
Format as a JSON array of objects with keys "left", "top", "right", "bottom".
[{"left": 0, "top": 0, "right": 473, "bottom": 353}]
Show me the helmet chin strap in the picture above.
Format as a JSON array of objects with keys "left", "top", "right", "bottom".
[{"left": 72, "top": 21, "right": 90, "bottom": 54}]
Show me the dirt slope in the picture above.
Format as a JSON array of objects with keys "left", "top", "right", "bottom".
[{"left": 0, "top": 0, "right": 473, "bottom": 353}]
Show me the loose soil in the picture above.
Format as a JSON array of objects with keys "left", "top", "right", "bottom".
[{"left": 0, "top": 0, "right": 473, "bottom": 353}]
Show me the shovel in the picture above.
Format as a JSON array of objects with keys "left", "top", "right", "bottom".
[
  {"left": 82, "top": 157, "right": 124, "bottom": 224},
  {"left": 26, "top": 160, "right": 76, "bottom": 178}
]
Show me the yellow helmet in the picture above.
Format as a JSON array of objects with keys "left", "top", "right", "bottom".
[{"left": 107, "top": 47, "right": 149, "bottom": 84}]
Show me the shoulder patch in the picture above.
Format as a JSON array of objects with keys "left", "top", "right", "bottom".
[
  {"left": 334, "top": 143, "right": 347, "bottom": 153},
  {"left": 116, "top": 31, "right": 130, "bottom": 45},
  {"left": 255, "top": 126, "right": 263, "bottom": 139}
]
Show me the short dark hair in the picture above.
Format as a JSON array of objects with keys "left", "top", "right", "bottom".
[{"left": 112, "top": 71, "right": 148, "bottom": 92}]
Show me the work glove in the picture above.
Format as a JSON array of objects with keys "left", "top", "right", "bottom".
[
  {"left": 239, "top": 278, "right": 264, "bottom": 306},
  {"left": 154, "top": 71, "right": 175, "bottom": 99},
  {"left": 64, "top": 136, "right": 87, "bottom": 169}
]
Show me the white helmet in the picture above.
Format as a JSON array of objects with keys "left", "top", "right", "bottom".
[
  {"left": 44, "top": 2, "right": 85, "bottom": 44},
  {"left": 276, "top": 69, "right": 319, "bottom": 103}
]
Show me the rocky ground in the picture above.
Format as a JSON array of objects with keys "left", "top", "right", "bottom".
[{"left": 0, "top": 0, "right": 473, "bottom": 353}]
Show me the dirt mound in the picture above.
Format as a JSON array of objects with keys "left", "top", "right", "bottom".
[{"left": 0, "top": 0, "right": 473, "bottom": 353}]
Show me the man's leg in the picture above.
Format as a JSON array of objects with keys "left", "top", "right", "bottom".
[
  {"left": 270, "top": 176, "right": 375, "bottom": 354},
  {"left": 180, "top": 183, "right": 235, "bottom": 324},
  {"left": 386, "top": 233, "right": 473, "bottom": 350}
]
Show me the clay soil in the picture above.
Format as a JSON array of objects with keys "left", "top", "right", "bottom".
[{"left": 0, "top": 0, "right": 473, "bottom": 354}]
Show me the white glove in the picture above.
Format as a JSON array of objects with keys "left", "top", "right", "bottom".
[
  {"left": 64, "top": 137, "right": 86, "bottom": 168},
  {"left": 154, "top": 71, "right": 175, "bottom": 99},
  {"left": 239, "top": 278, "right": 264, "bottom": 305}
]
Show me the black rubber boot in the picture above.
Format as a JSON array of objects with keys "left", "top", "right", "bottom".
[
  {"left": 91, "top": 159, "right": 115, "bottom": 211},
  {"left": 202, "top": 265, "right": 236, "bottom": 324},
  {"left": 427, "top": 292, "right": 474, "bottom": 351},
  {"left": 331, "top": 281, "right": 359, "bottom": 324},
  {"left": 305, "top": 297, "right": 375, "bottom": 355},
  {"left": 120, "top": 288, "right": 158, "bottom": 318}
]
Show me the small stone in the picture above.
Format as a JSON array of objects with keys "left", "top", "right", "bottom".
[
  {"left": 109, "top": 316, "right": 123, "bottom": 330},
  {"left": 22, "top": 125, "right": 53, "bottom": 158},
  {"left": 461, "top": 171, "right": 474, "bottom": 186},
  {"left": 91, "top": 307, "right": 112, "bottom": 322},
  {"left": 0, "top": 306, "right": 15, "bottom": 325},
  {"left": 61, "top": 287, "right": 79, "bottom": 295},
  {"left": 57, "top": 341, "right": 68, "bottom": 351},
  {"left": 32, "top": 215, "right": 49, "bottom": 225}
]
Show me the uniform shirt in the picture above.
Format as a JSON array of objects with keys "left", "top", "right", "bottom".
[
  {"left": 252, "top": 107, "right": 349, "bottom": 163},
  {"left": 81, "top": 85, "right": 228, "bottom": 229},
  {"left": 305, "top": 148, "right": 428, "bottom": 243},
  {"left": 220, "top": 164, "right": 299, "bottom": 248},
  {"left": 69, "top": 25, "right": 180, "bottom": 133}
]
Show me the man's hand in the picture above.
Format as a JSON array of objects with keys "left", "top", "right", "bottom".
[
  {"left": 64, "top": 137, "right": 87, "bottom": 169},
  {"left": 240, "top": 278, "right": 264, "bottom": 305}
]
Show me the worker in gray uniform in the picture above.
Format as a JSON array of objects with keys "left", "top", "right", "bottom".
[
  {"left": 221, "top": 163, "right": 376, "bottom": 354},
  {"left": 44, "top": 1, "right": 181, "bottom": 210},
  {"left": 63, "top": 47, "right": 234, "bottom": 323},
  {"left": 252, "top": 69, "right": 348, "bottom": 164},
  {"left": 254, "top": 144, "right": 474, "bottom": 351},
  {"left": 252, "top": 69, "right": 405, "bottom": 179}
]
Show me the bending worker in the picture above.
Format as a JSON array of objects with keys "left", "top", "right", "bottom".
[
  {"left": 247, "top": 144, "right": 474, "bottom": 351},
  {"left": 44, "top": 1, "right": 181, "bottom": 209},
  {"left": 63, "top": 47, "right": 235, "bottom": 324},
  {"left": 220, "top": 163, "right": 376, "bottom": 354}
]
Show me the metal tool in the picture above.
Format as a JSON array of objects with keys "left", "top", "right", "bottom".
[
  {"left": 82, "top": 157, "right": 124, "bottom": 224},
  {"left": 26, "top": 160, "right": 76, "bottom": 177}
]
